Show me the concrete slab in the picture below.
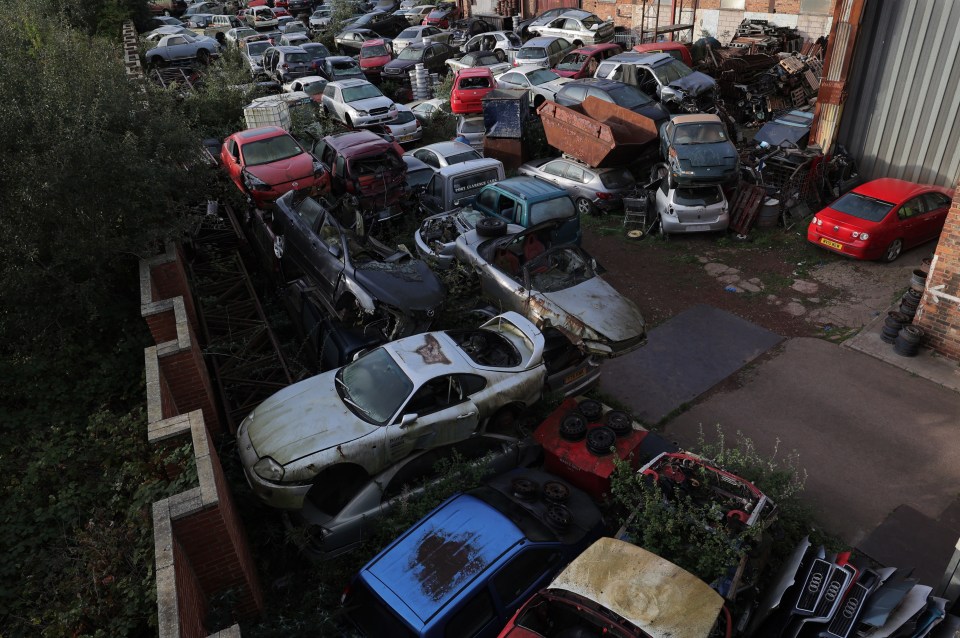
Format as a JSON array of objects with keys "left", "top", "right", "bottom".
[
  {"left": 598, "top": 304, "right": 782, "bottom": 426},
  {"left": 664, "top": 337, "right": 960, "bottom": 546},
  {"left": 844, "top": 307, "right": 960, "bottom": 393},
  {"left": 858, "top": 505, "right": 959, "bottom": 588}
]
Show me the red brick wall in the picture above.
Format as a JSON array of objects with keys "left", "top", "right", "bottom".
[
  {"left": 150, "top": 245, "right": 199, "bottom": 336},
  {"left": 146, "top": 307, "right": 179, "bottom": 345},
  {"left": 157, "top": 339, "right": 222, "bottom": 437},
  {"left": 916, "top": 188, "right": 960, "bottom": 360},
  {"left": 174, "top": 538, "right": 209, "bottom": 638}
]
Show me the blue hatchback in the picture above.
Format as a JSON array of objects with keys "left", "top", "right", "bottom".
[
  {"left": 471, "top": 176, "right": 582, "bottom": 246},
  {"left": 342, "top": 468, "right": 603, "bottom": 638}
]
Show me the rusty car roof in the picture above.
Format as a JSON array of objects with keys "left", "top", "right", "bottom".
[
  {"left": 549, "top": 538, "right": 724, "bottom": 638},
  {"left": 670, "top": 113, "right": 722, "bottom": 125}
]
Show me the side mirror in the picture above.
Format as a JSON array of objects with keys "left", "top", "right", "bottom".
[
  {"left": 660, "top": 86, "right": 679, "bottom": 103},
  {"left": 400, "top": 413, "right": 418, "bottom": 427}
]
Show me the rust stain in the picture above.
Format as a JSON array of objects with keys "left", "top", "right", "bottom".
[
  {"left": 415, "top": 334, "right": 451, "bottom": 365},
  {"left": 410, "top": 530, "right": 483, "bottom": 601}
]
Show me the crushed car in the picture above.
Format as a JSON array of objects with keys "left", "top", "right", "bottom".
[
  {"left": 311, "top": 129, "right": 407, "bottom": 215},
  {"left": 237, "top": 313, "right": 598, "bottom": 510},
  {"left": 596, "top": 51, "right": 718, "bottom": 114},
  {"left": 660, "top": 113, "right": 739, "bottom": 187},
  {"left": 266, "top": 190, "right": 443, "bottom": 340},
  {"left": 455, "top": 221, "right": 647, "bottom": 358}
]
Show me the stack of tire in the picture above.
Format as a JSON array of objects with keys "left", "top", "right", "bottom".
[
  {"left": 558, "top": 399, "right": 633, "bottom": 456},
  {"left": 894, "top": 325, "right": 924, "bottom": 357},
  {"left": 899, "top": 289, "right": 922, "bottom": 319},
  {"left": 881, "top": 311, "right": 911, "bottom": 344},
  {"left": 889, "top": 265, "right": 928, "bottom": 357}
]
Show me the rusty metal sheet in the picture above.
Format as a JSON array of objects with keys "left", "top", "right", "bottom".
[
  {"left": 549, "top": 538, "right": 724, "bottom": 638},
  {"left": 536, "top": 97, "right": 659, "bottom": 168}
]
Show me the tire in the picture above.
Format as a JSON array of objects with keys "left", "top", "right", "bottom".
[
  {"left": 475, "top": 216, "right": 507, "bottom": 237},
  {"left": 216, "top": 32, "right": 226, "bottom": 45},
  {"left": 495, "top": 49, "right": 506, "bottom": 62},
  {"left": 900, "top": 325, "right": 924, "bottom": 344},
  {"left": 533, "top": 95, "right": 545, "bottom": 109},
  {"left": 576, "top": 399, "right": 603, "bottom": 421},
  {"left": 585, "top": 426, "right": 616, "bottom": 455},
  {"left": 576, "top": 197, "right": 598, "bottom": 217},
  {"left": 197, "top": 49, "right": 210, "bottom": 64},
  {"left": 572, "top": 40, "right": 583, "bottom": 48},
  {"left": 559, "top": 413, "right": 587, "bottom": 441},
  {"left": 882, "top": 238, "right": 903, "bottom": 263},
  {"left": 344, "top": 114, "right": 353, "bottom": 129}
]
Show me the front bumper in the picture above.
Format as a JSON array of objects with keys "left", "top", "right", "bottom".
[
  {"left": 248, "top": 172, "right": 328, "bottom": 207},
  {"left": 413, "top": 232, "right": 455, "bottom": 269},
  {"left": 350, "top": 110, "right": 398, "bottom": 126},
  {"left": 236, "top": 417, "right": 310, "bottom": 510}
]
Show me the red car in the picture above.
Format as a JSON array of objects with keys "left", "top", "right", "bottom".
[
  {"left": 807, "top": 178, "right": 954, "bottom": 262},
  {"left": 552, "top": 42, "right": 622, "bottom": 79},
  {"left": 271, "top": 6, "right": 291, "bottom": 18},
  {"left": 422, "top": 3, "right": 459, "bottom": 28},
  {"left": 449, "top": 67, "right": 496, "bottom": 114},
  {"left": 220, "top": 126, "right": 330, "bottom": 207},
  {"left": 359, "top": 38, "right": 394, "bottom": 83},
  {"left": 632, "top": 41, "right": 693, "bottom": 66}
]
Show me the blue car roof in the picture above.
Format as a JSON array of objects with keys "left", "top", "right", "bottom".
[
  {"left": 364, "top": 494, "right": 523, "bottom": 627},
  {"left": 494, "top": 175, "right": 568, "bottom": 202}
]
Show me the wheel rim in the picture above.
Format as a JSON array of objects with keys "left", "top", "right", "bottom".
[
  {"left": 577, "top": 198, "right": 591, "bottom": 215},
  {"left": 886, "top": 239, "right": 902, "bottom": 261}
]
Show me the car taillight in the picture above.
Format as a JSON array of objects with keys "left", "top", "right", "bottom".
[
  {"left": 596, "top": 191, "right": 612, "bottom": 200},
  {"left": 811, "top": 216, "right": 818, "bottom": 224}
]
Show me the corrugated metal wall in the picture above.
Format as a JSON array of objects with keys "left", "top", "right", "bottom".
[{"left": 837, "top": 0, "right": 960, "bottom": 187}]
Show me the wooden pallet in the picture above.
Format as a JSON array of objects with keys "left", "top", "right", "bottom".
[
  {"left": 779, "top": 56, "right": 806, "bottom": 75},
  {"left": 791, "top": 87, "right": 808, "bottom": 106},
  {"left": 803, "top": 69, "right": 820, "bottom": 94},
  {"left": 729, "top": 184, "right": 767, "bottom": 235}
]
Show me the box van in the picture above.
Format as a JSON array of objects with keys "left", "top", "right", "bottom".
[{"left": 420, "top": 158, "right": 504, "bottom": 218}]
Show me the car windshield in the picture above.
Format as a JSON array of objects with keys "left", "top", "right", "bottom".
[
  {"left": 527, "top": 69, "right": 560, "bottom": 85},
  {"left": 530, "top": 197, "right": 575, "bottom": 224},
  {"left": 599, "top": 168, "right": 633, "bottom": 188},
  {"left": 607, "top": 84, "right": 653, "bottom": 107},
  {"left": 336, "top": 348, "right": 413, "bottom": 424},
  {"left": 556, "top": 53, "right": 586, "bottom": 71},
  {"left": 459, "top": 118, "right": 484, "bottom": 133},
  {"left": 652, "top": 58, "right": 694, "bottom": 84},
  {"left": 301, "top": 81, "right": 326, "bottom": 95},
  {"left": 332, "top": 61, "right": 360, "bottom": 76},
  {"left": 829, "top": 192, "right": 895, "bottom": 222},
  {"left": 393, "top": 110, "right": 415, "bottom": 124},
  {"left": 397, "top": 28, "right": 420, "bottom": 39},
  {"left": 361, "top": 44, "right": 389, "bottom": 57},
  {"left": 342, "top": 84, "right": 383, "bottom": 101},
  {"left": 303, "top": 43, "right": 331, "bottom": 57},
  {"left": 286, "top": 52, "right": 310, "bottom": 63},
  {"left": 445, "top": 150, "right": 483, "bottom": 164},
  {"left": 526, "top": 247, "right": 595, "bottom": 293},
  {"left": 312, "top": 9, "right": 329, "bottom": 16},
  {"left": 674, "top": 186, "right": 723, "bottom": 206},
  {"left": 517, "top": 46, "right": 546, "bottom": 60},
  {"left": 406, "top": 166, "right": 433, "bottom": 189},
  {"left": 674, "top": 122, "right": 727, "bottom": 144},
  {"left": 398, "top": 47, "right": 425, "bottom": 61},
  {"left": 241, "top": 135, "right": 303, "bottom": 166},
  {"left": 458, "top": 75, "right": 491, "bottom": 89},
  {"left": 581, "top": 15, "right": 602, "bottom": 28}
]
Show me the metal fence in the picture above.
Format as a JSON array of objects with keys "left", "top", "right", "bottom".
[{"left": 613, "top": 32, "right": 643, "bottom": 48}]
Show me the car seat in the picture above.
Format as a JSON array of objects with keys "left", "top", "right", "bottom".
[
  {"left": 522, "top": 233, "right": 546, "bottom": 262},
  {"left": 494, "top": 248, "right": 520, "bottom": 276}
]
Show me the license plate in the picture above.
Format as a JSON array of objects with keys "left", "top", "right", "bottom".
[
  {"left": 398, "top": 133, "right": 417, "bottom": 142},
  {"left": 820, "top": 238, "right": 843, "bottom": 250},
  {"left": 564, "top": 368, "right": 588, "bottom": 385},
  {"left": 687, "top": 224, "right": 711, "bottom": 231}
]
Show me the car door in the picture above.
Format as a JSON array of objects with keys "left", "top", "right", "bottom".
[
  {"left": 387, "top": 374, "right": 481, "bottom": 459},
  {"left": 920, "top": 191, "right": 952, "bottom": 242},
  {"left": 413, "top": 148, "right": 440, "bottom": 168},
  {"left": 894, "top": 196, "right": 926, "bottom": 247},
  {"left": 563, "top": 162, "right": 591, "bottom": 200},
  {"left": 222, "top": 138, "right": 243, "bottom": 187},
  {"left": 419, "top": 173, "right": 444, "bottom": 215},
  {"left": 165, "top": 35, "right": 189, "bottom": 59},
  {"left": 536, "top": 160, "right": 567, "bottom": 188}
]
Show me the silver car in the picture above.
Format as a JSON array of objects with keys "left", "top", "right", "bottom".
[
  {"left": 494, "top": 66, "right": 570, "bottom": 109},
  {"left": 461, "top": 30, "right": 522, "bottom": 55},
  {"left": 518, "top": 157, "right": 636, "bottom": 216},
  {"left": 395, "top": 5, "right": 434, "bottom": 25},
  {"left": 406, "top": 140, "right": 482, "bottom": 168},
  {"left": 321, "top": 78, "right": 399, "bottom": 127},
  {"left": 446, "top": 50, "right": 511, "bottom": 76},
  {"left": 527, "top": 10, "right": 614, "bottom": 47},
  {"left": 513, "top": 36, "right": 573, "bottom": 69},
  {"left": 456, "top": 115, "right": 485, "bottom": 150},
  {"left": 654, "top": 181, "right": 730, "bottom": 235},
  {"left": 392, "top": 25, "right": 450, "bottom": 53},
  {"left": 283, "top": 433, "right": 541, "bottom": 560}
]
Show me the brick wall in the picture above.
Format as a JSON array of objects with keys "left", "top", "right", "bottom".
[
  {"left": 916, "top": 185, "right": 960, "bottom": 360},
  {"left": 693, "top": 0, "right": 833, "bottom": 41},
  {"left": 173, "top": 539, "right": 208, "bottom": 638}
]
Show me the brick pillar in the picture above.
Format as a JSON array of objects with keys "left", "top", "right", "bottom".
[
  {"left": 156, "top": 333, "right": 223, "bottom": 438},
  {"left": 915, "top": 184, "right": 960, "bottom": 361}
]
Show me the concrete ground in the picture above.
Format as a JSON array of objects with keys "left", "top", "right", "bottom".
[{"left": 662, "top": 336, "right": 960, "bottom": 547}]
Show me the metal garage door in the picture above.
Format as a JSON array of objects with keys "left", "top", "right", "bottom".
[{"left": 837, "top": 0, "right": 960, "bottom": 187}]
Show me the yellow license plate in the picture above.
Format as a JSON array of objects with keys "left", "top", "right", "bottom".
[
  {"left": 820, "top": 238, "right": 843, "bottom": 250},
  {"left": 564, "top": 368, "right": 588, "bottom": 385}
]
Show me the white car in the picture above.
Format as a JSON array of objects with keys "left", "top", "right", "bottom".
[
  {"left": 494, "top": 65, "right": 571, "bottom": 108},
  {"left": 405, "top": 141, "right": 481, "bottom": 169},
  {"left": 460, "top": 30, "right": 522, "bottom": 55},
  {"left": 280, "top": 32, "right": 310, "bottom": 47},
  {"left": 242, "top": 38, "right": 271, "bottom": 77},
  {"left": 321, "top": 78, "right": 399, "bottom": 127},
  {"left": 408, "top": 98, "right": 450, "bottom": 125},
  {"left": 527, "top": 9, "right": 615, "bottom": 47},
  {"left": 456, "top": 114, "right": 485, "bottom": 150},
  {"left": 395, "top": 5, "right": 433, "bottom": 25},
  {"left": 392, "top": 25, "right": 451, "bottom": 53},
  {"left": 224, "top": 26, "right": 256, "bottom": 46},
  {"left": 654, "top": 181, "right": 730, "bottom": 235},
  {"left": 445, "top": 50, "right": 511, "bottom": 76},
  {"left": 377, "top": 103, "right": 422, "bottom": 144},
  {"left": 236, "top": 312, "right": 562, "bottom": 510},
  {"left": 282, "top": 75, "right": 328, "bottom": 101},
  {"left": 308, "top": 7, "right": 332, "bottom": 29},
  {"left": 143, "top": 25, "right": 207, "bottom": 42}
]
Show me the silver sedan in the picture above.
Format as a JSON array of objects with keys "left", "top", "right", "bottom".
[{"left": 518, "top": 157, "right": 636, "bottom": 216}]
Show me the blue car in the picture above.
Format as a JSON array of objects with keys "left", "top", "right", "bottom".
[
  {"left": 471, "top": 176, "right": 582, "bottom": 246},
  {"left": 342, "top": 468, "right": 603, "bottom": 638}
]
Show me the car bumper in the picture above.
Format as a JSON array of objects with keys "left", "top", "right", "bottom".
[
  {"left": 594, "top": 195, "right": 624, "bottom": 213},
  {"left": 380, "top": 69, "right": 409, "bottom": 81},
  {"left": 237, "top": 417, "right": 310, "bottom": 510},
  {"left": 451, "top": 97, "right": 483, "bottom": 114},
  {"left": 660, "top": 211, "right": 730, "bottom": 234},
  {"left": 352, "top": 111, "right": 399, "bottom": 126},
  {"left": 806, "top": 226, "right": 876, "bottom": 259},
  {"left": 278, "top": 70, "right": 312, "bottom": 82},
  {"left": 545, "top": 355, "right": 601, "bottom": 397},
  {"left": 248, "top": 173, "right": 328, "bottom": 207},
  {"left": 414, "top": 232, "right": 455, "bottom": 268}
]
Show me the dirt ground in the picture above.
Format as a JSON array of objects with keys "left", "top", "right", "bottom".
[{"left": 581, "top": 214, "right": 934, "bottom": 340}]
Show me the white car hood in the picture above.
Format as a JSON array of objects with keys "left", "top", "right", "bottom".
[
  {"left": 245, "top": 371, "right": 376, "bottom": 466},
  {"left": 349, "top": 96, "right": 395, "bottom": 112},
  {"left": 536, "top": 277, "right": 645, "bottom": 346}
]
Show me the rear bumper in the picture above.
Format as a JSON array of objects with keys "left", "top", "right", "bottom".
[
  {"left": 806, "top": 226, "right": 878, "bottom": 259},
  {"left": 661, "top": 211, "right": 730, "bottom": 234}
]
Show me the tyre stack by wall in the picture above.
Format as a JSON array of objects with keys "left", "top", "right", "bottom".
[{"left": 890, "top": 266, "right": 927, "bottom": 357}]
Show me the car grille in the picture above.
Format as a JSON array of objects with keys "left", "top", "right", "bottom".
[
  {"left": 826, "top": 580, "right": 869, "bottom": 637},
  {"left": 811, "top": 565, "right": 851, "bottom": 618},
  {"left": 795, "top": 558, "right": 832, "bottom": 613},
  {"left": 370, "top": 107, "right": 389, "bottom": 115},
  {"left": 384, "top": 67, "right": 402, "bottom": 74}
]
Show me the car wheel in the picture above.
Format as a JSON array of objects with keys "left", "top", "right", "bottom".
[
  {"left": 344, "top": 113, "right": 353, "bottom": 129},
  {"left": 197, "top": 49, "right": 210, "bottom": 64},
  {"left": 882, "top": 238, "right": 903, "bottom": 263},
  {"left": 494, "top": 49, "right": 506, "bottom": 62},
  {"left": 576, "top": 197, "right": 598, "bottom": 217},
  {"left": 573, "top": 40, "right": 583, "bottom": 48},
  {"left": 533, "top": 95, "right": 545, "bottom": 109},
  {"left": 475, "top": 216, "right": 507, "bottom": 237},
  {"left": 216, "top": 32, "right": 225, "bottom": 45}
]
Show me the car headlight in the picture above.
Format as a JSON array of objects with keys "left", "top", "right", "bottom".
[
  {"left": 243, "top": 172, "right": 271, "bottom": 191},
  {"left": 253, "top": 456, "right": 284, "bottom": 481},
  {"left": 355, "top": 109, "right": 369, "bottom": 116},
  {"left": 312, "top": 158, "right": 325, "bottom": 174}
]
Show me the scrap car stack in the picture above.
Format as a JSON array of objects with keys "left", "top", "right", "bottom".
[{"left": 138, "top": 4, "right": 959, "bottom": 636}]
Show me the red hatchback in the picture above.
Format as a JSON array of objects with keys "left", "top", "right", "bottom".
[
  {"left": 422, "top": 3, "right": 459, "bottom": 28},
  {"left": 359, "top": 38, "right": 394, "bottom": 83},
  {"left": 807, "top": 178, "right": 953, "bottom": 262},
  {"left": 220, "top": 126, "right": 330, "bottom": 207},
  {"left": 450, "top": 67, "right": 496, "bottom": 114},
  {"left": 553, "top": 43, "right": 622, "bottom": 79}
]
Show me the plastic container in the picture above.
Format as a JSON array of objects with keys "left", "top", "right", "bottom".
[
  {"left": 482, "top": 88, "right": 529, "bottom": 139},
  {"left": 244, "top": 96, "right": 291, "bottom": 131}
]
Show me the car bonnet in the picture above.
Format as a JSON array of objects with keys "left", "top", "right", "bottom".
[
  {"left": 669, "top": 71, "right": 715, "bottom": 96},
  {"left": 535, "top": 273, "right": 645, "bottom": 347},
  {"left": 244, "top": 151, "right": 315, "bottom": 185},
  {"left": 244, "top": 370, "right": 376, "bottom": 465},
  {"left": 351, "top": 258, "right": 445, "bottom": 312}
]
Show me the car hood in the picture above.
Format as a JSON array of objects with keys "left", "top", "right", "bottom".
[
  {"left": 353, "top": 259, "right": 445, "bottom": 312},
  {"left": 361, "top": 54, "right": 391, "bottom": 67},
  {"left": 384, "top": 59, "right": 419, "bottom": 71},
  {"left": 669, "top": 72, "right": 715, "bottom": 96},
  {"left": 673, "top": 141, "right": 737, "bottom": 168},
  {"left": 245, "top": 372, "right": 375, "bottom": 466},
  {"left": 245, "top": 152, "right": 315, "bottom": 184},
  {"left": 539, "top": 78, "right": 570, "bottom": 95},
  {"left": 349, "top": 96, "right": 395, "bottom": 111},
  {"left": 534, "top": 277, "right": 646, "bottom": 355}
]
